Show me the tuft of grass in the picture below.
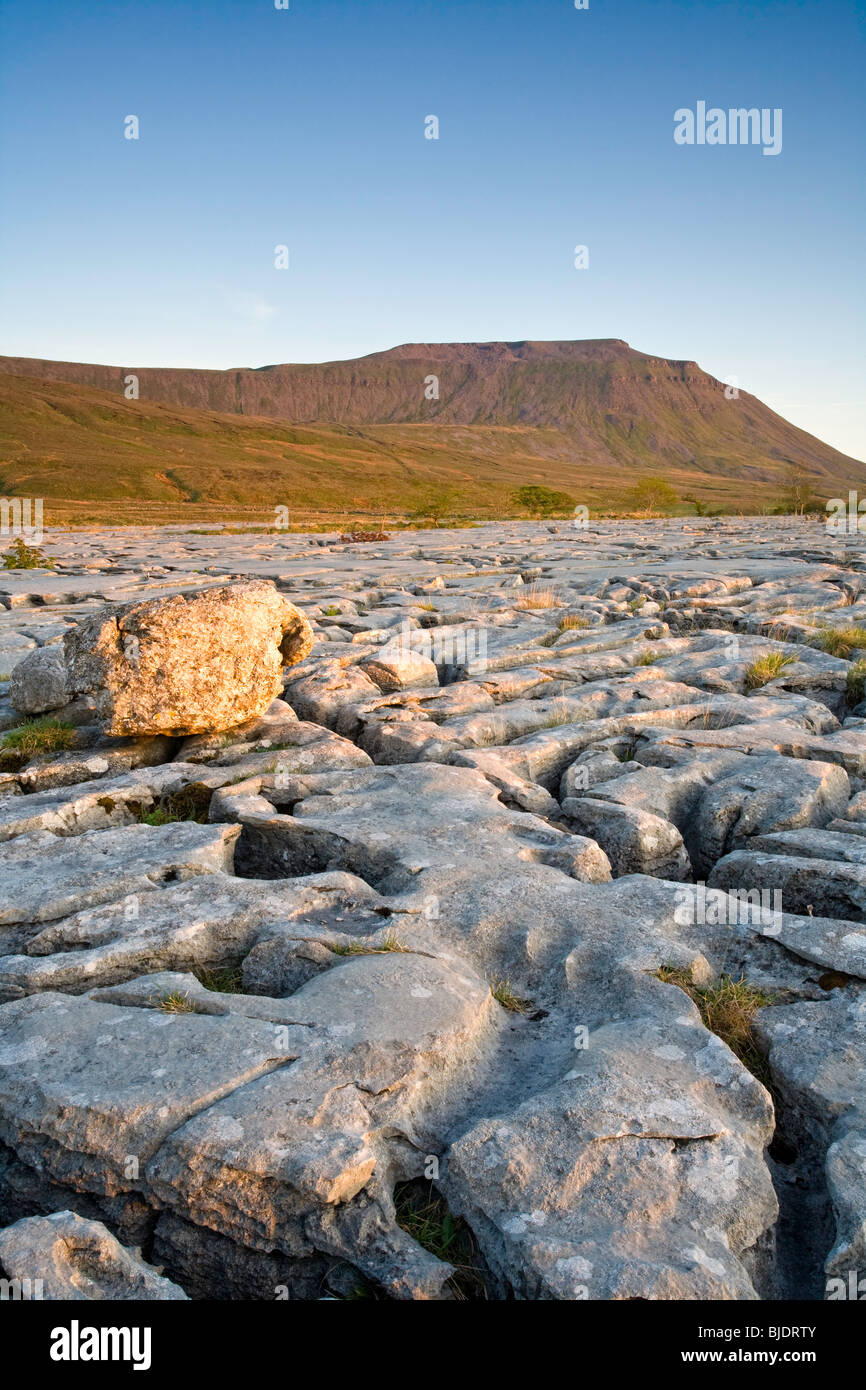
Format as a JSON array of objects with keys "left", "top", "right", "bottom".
[
  {"left": 322, "top": 605, "right": 342, "bottom": 616},
  {"left": 159, "top": 991, "right": 197, "bottom": 1014},
  {"left": 1, "top": 538, "right": 54, "bottom": 569},
  {"left": 516, "top": 585, "right": 562, "bottom": 610},
  {"left": 394, "top": 1181, "right": 487, "bottom": 1301},
  {"left": 539, "top": 612, "right": 590, "bottom": 644},
  {"left": 814, "top": 626, "right": 866, "bottom": 659},
  {"left": 329, "top": 930, "right": 409, "bottom": 956},
  {"left": 690, "top": 702, "right": 742, "bottom": 731},
  {"left": 847, "top": 658, "right": 866, "bottom": 708},
  {"left": 535, "top": 697, "right": 577, "bottom": 729},
  {"left": 139, "top": 786, "right": 212, "bottom": 826},
  {"left": 490, "top": 977, "right": 532, "bottom": 1013},
  {"left": 1, "top": 717, "right": 76, "bottom": 763},
  {"left": 141, "top": 806, "right": 182, "bottom": 826},
  {"left": 637, "top": 649, "right": 659, "bottom": 666},
  {"left": 656, "top": 968, "right": 776, "bottom": 1085},
  {"left": 414, "top": 600, "right": 437, "bottom": 612},
  {"left": 627, "top": 595, "right": 647, "bottom": 612},
  {"left": 743, "top": 651, "right": 795, "bottom": 690},
  {"left": 193, "top": 964, "right": 243, "bottom": 993},
  {"left": 344, "top": 1280, "right": 381, "bottom": 1301}
]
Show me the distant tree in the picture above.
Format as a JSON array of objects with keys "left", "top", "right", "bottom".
[
  {"left": 409, "top": 485, "right": 463, "bottom": 528},
  {"left": 682, "top": 494, "right": 707, "bottom": 516},
  {"left": 512, "top": 485, "right": 577, "bottom": 517},
  {"left": 780, "top": 467, "right": 819, "bottom": 515},
  {"left": 622, "top": 476, "right": 678, "bottom": 517},
  {"left": 1, "top": 538, "right": 53, "bottom": 569}
]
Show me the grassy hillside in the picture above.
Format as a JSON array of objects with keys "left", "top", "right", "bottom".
[{"left": 0, "top": 343, "right": 863, "bottom": 526}]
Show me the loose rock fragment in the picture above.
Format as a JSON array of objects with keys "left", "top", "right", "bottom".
[{"left": 64, "top": 581, "right": 314, "bottom": 736}]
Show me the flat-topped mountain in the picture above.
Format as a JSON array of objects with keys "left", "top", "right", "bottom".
[{"left": 0, "top": 340, "right": 862, "bottom": 522}]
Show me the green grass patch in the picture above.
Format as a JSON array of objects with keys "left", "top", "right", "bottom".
[
  {"left": 847, "top": 658, "right": 866, "bottom": 708},
  {"left": 1, "top": 538, "right": 54, "bottom": 569},
  {"left": 193, "top": 964, "right": 243, "bottom": 993},
  {"left": 159, "top": 991, "right": 198, "bottom": 1014},
  {"left": 0, "top": 717, "right": 76, "bottom": 767},
  {"left": 394, "top": 1181, "right": 487, "bottom": 1300},
  {"left": 814, "top": 626, "right": 866, "bottom": 660},
  {"left": 490, "top": 977, "right": 533, "bottom": 1014},
  {"left": 743, "top": 652, "right": 795, "bottom": 690},
  {"left": 656, "top": 968, "right": 776, "bottom": 1086},
  {"left": 328, "top": 930, "right": 408, "bottom": 956}
]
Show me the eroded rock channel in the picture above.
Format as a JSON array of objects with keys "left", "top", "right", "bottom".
[{"left": 0, "top": 517, "right": 864, "bottom": 1301}]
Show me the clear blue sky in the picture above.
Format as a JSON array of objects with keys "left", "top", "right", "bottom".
[{"left": 1, "top": 0, "right": 863, "bottom": 459}]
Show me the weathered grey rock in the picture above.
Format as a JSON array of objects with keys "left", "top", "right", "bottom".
[
  {"left": 0, "top": 870, "right": 388, "bottom": 999},
  {"left": 283, "top": 656, "right": 381, "bottom": 732},
  {"left": 755, "top": 992, "right": 866, "bottom": 1291},
  {"left": 360, "top": 651, "right": 439, "bottom": 692},
  {"left": 0, "top": 1210, "right": 188, "bottom": 1299},
  {"left": 208, "top": 763, "right": 612, "bottom": 889},
  {"left": 446, "top": 979, "right": 777, "bottom": 1300},
  {"left": 177, "top": 714, "right": 371, "bottom": 772},
  {"left": 0, "top": 948, "right": 498, "bottom": 1300},
  {"left": 641, "top": 720, "right": 866, "bottom": 777},
  {"left": 450, "top": 748, "right": 561, "bottom": 817},
  {"left": 64, "top": 581, "right": 314, "bottom": 736},
  {"left": 562, "top": 797, "right": 691, "bottom": 879},
  {"left": 560, "top": 749, "right": 642, "bottom": 798},
  {"left": 8, "top": 647, "right": 68, "bottom": 714},
  {"left": 688, "top": 756, "right": 850, "bottom": 876},
  {"left": 175, "top": 699, "right": 298, "bottom": 761},
  {"left": 747, "top": 828, "right": 866, "bottom": 865},
  {"left": 0, "top": 763, "right": 218, "bottom": 842},
  {"left": 13, "top": 735, "right": 178, "bottom": 794},
  {"left": 0, "top": 990, "right": 297, "bottom": 1194},
  {"left": 0, "top": 822, "right": 239, "bottom": 932},
  {"left": 710, "top": 849, "right": 866, "bottom": 923}
]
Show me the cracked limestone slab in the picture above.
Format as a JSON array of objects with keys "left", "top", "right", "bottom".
[
  {"left": 0, "top": 869, "right": 390, "bottom": 999},
  {"left": 445, "top": 978, "right": 777, "bottom": 1300},
  {"left": 175, "top": 708, "right": 372, "bottom": 774},
  {"left": 209, "top": 763, "right": 613, "bottom": 889},
  {"left": 639, "top": 721, "right": 866, "bottom": 778},
  {"left": 0, "top": 991, "right": 296, "bottom": 1195},
  {"left": 0, "top": 947, "right": 497, "bottom": 1300},
  {"left": 0, "top": 822, "right": 240, "bottom": 934},
  {"left": 685, "top": 756, "right": 850, "bottom": 877},
  {"left": 0, "top": 762, "right": 232, "bottom": 843},
  {"left": 755, "top": 992, "right": 866, "bottom": 1289},
  {"left": 709, "top": 849, "right": 866, "bottom": 924}
]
